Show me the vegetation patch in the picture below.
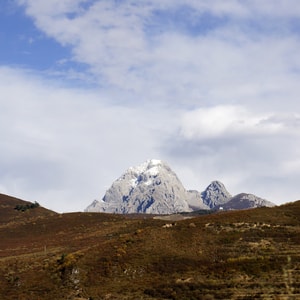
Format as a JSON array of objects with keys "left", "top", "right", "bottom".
[{"left": 14, "top": 201, "right": 40, "bottom": 212}]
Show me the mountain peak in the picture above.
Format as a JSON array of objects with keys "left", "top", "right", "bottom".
[
  {"left": 208, "top": 180, "right": 227, "bottom": 189},
  {"left": 85, "top": 160, "right": 275, "bottom": 214},
  {"left": 201, "top": 180, "right": 232, "bottom": 208},
  {"left": 128, "top": 159, "right": 164, "bottom": 177},
  {"left": 85, "top": 159, "right": 191, "bottom": 214}
]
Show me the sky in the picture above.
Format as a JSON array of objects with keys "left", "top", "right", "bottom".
[{"left": 1, "top": 0, "right": 300, "bottom": 212}]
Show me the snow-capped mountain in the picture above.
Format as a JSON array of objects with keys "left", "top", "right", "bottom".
[
  {"left": 86, "top": 159, "right": 193, "bottom": 214},
  {"left": 85, "top": 159, "right": 275, "bottom": 214}
]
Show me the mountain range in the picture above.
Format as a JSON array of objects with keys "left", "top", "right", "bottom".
[{"left": 85, "top": 159, "right": 275, "bottom": 214}]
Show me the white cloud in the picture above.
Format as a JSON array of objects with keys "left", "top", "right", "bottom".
[
  {"left": 17, "top": 0, "right": 84, "bottom": 17},
  {"left": 13, "top": 0, "right": 300, "bottom": 112},
  {"left": 0, "top": 66, "right": 177, "bottom": 211},
  {"left": 2, "top": 1, "right": 300, "bottom": 210},
  {"left": 164, "top": 105, "right": 300, "bottom": 205},
  {"left": 179, "top": 105, "right": 295, "bottom": 140}
]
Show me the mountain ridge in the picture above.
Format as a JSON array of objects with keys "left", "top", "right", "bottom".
[{"left": 86, "top": 159, "right": 275, "bottom": 214}]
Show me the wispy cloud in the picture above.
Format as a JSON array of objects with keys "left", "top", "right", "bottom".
[
  {"left": 0, "top": 66, "right": 173, "bottom": 211},
  {"left": 15, "top": 0, "right": 300, "bottom": 109},
  {"left": 179, "top": 106, "right": 300, "bottom": 140},
  {"left": 1, "top": 1, "right": 300, "bottom": 210}
]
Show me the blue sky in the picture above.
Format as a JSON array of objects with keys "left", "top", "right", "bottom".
[
  {"left": 1, "top": 0, "right": 300, "bottom": 212},
  {"left": 0, "top": 3, "right": 66, "bottom": 69}
]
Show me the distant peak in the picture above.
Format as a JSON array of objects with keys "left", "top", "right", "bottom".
[
  {"left": 129, "top": 159, "right": 165, "bottom": 175},
  {"left": 205, "top": 180, "right": 228, "bottom": 192},
  {"left": 202, "top": 180, "right": 232, "bottom": 208},
  {"left": 209, "top": 180, "right": 226, "bottom": 187},
  {"left": 86, "top": 158, "right": 190, "bottom": 214},
  {"left": 147, "top": 159, "right": 163, "bottom": 167}
]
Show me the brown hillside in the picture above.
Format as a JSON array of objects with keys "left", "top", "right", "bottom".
[
  {"left": 0, "top": 198, "right": 300, "bottom": 299},
  {"left": 0, "top": 193, "right": 57, "bottom": 225}
]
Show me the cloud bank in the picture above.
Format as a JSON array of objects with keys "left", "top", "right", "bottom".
[{"left": 0, "top": 0, "right": 300, "bottom": 210}]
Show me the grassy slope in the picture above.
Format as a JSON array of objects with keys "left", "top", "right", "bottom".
[
  {"left": 0, "top": 193, "right": 57, "bottom": 224},
  {"left": 0, "top": 194, "right": 300, "bottom": 299}
]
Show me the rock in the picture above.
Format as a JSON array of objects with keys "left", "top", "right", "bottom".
[
  {"left": 85, "top": 159, "right": 192, "bottom": 214},
  {"left": 201, "top": 181, "right": 232, "bottom": 208}
]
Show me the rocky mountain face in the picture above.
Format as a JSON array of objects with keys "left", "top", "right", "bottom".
[
  {"left": 86, "top": 159, "right": 193, "bottom": 214},
  {"left": 216, "top": 193, "right": 276, "bottom": 210},
  {"left": 201, "top": 180, "right": 232, "bottom": 208},
  {"left": 85, "top": 159, "right": 275, "bottom": 214}
]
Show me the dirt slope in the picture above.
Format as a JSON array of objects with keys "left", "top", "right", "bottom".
[{"left": 0, "top": 197, "right": 300, "bottom": 299}]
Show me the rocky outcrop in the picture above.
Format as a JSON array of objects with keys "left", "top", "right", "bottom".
[
  {"left": 201, "top": 181, "right": 232, "bottom": 209},
  {"left": 85, "top": 160, "right": 276, "bottom": 214},
  {"left": 186, "top": 190, "right": 210, "bottom": 210},
  {"left": 216, "top": 193, "right": 275, "bottom": 210},
  {"left": 85, "top": 159, "right": 192, "bottom": 214}
]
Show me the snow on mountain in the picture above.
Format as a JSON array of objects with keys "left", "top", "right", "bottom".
[
  {"left": 85, "top": 159, "right": 276, "bottom": 214},
  {"left": 85, "top": 159, "right": 193, "bottom": 214}
]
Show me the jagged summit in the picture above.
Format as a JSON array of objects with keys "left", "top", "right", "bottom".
[
  {"left": 201, "top": 180, "right": 232, "bottom": 208},
  {"left": 128, "top": 159, "right": 163, "bottom": 175},
  {"left": 124, "top": 159, "right": 169, "bottom": 189},
  {"left": 85, "top": 159, "right": 191, "bottom": 214},
  {"left": 85, "top": 160, "right": 275, "bottom": 214}
]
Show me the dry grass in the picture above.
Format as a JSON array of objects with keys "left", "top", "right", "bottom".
[{"left": 1, "top": 194, "right": 300, "bottom": 299}]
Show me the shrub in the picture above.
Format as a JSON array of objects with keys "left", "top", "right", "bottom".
[{"left": 14, "top": 201, "right": 40, "bottom": 212}]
